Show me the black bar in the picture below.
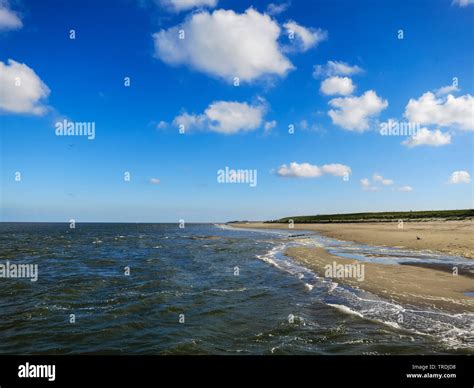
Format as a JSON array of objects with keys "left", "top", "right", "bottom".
[{"left": 0, "top": 355, "right": 471, "bottom": 387}]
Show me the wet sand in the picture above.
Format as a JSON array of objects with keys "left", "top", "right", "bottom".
[
  {"left": 230, "top": 221, "right": 474, "bottom": 313},
  {"left": 285, "top": 246, "right": 474, "bottom": 313},
  {"left": 231, "top": 221, "right": 474, "bottom": 259}
]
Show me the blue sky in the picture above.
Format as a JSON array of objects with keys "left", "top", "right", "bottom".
[{"left": 0, "top": 0, "right": 473, "bottom": 222}]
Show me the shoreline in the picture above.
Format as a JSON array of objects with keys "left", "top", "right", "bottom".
[
  {"left": 286, "top": 246, "right": 474, "bottom": 313},
  {"left": 230, "top": 221, "right": 474, "bottom": 313},
  {"left": 230, "top": 220, "right": 474, "bottom": 260}
]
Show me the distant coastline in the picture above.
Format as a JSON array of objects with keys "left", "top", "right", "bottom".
[
  {"left": 230, "top": 219, "right": 474, "bottom": 260},
  {"left": 228, "top": 209, "right": 474, "bottom": 224}
]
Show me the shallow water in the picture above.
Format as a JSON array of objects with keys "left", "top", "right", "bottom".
[{"left": 0, "top": 222, "right": 472, "bottom": 354}]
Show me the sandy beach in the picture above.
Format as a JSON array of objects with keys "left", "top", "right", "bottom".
[
  {"left": 287, "top": 246, "right": 474, "bottom": 313},
  {"left": 231, "top": 221, "right": 474, "bottom": 313},
  {"left": 231, "top": 221, "right": 474, "bottom": 260}
]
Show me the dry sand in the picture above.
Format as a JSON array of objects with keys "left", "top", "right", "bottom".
[{"left": 231, "top": 221, "right": 474, "bottom": 259}]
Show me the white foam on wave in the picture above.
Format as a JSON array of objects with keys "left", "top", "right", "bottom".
[
  {"left": 255, "top": 243, "right": 323, "bottom": 294},
  {"left": 328, "top": 286, "right": 474, "bottom": 349},
  {"left": 328, "top": 303, "right": 364, "bottom": 318},
  {"left": 229, "top": 224, "right": 474, "bottom": 350},
  {"left": 207, "top": 287, "right": 248, "bottom": 293},
  {"left": 259, "top": 242, "right": 474, "bottom": 349},
  {"left": 328, "top": 282, "right": 338, "bottom": 293}
]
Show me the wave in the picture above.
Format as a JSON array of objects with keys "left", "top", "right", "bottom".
[{"left": 255, "top": 237, "right": 474, "bottom": 350}]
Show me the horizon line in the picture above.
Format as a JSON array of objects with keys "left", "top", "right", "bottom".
[{"left": 1, "top": 208, "right": 472, "bottom": 224}]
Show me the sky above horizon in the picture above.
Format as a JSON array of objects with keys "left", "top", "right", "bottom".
[{"left": 0, "top": 0, "right": 473, "bottom": 222}]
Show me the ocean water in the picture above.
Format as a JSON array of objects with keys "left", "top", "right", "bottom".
[{"left": 0, "top": 222, "right": 472, "bottom": 355}]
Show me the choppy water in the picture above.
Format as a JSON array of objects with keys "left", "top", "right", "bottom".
[{"left": 0, "top": 222, "right": 472, "bottom": 354}]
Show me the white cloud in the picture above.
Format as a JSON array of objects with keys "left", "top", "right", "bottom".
[
  {"left": 0, "top": 59, "right": 50, "bottom": 115},
  {"left": 435, "top": 84, "right": 460, "bottom": 96},
  {"left": 173, "top": 100, "right": 265, "bottom": 134},
  {"left": 397, "top": 186, "right": 413, "bottom": 192},
  {"left": 361, "top": 174, "right": 401, "bottom": 191},
  {"left": 373, "top": 174, "right": 393, "bottom": 185},
  {"left": 313, "top": 60, "right": 362, "bottom": 78},
  {"left": 452, "top": 0, "right": 474, "bottom": 6},
  {"left": 321, "top": 163, "right": 351, "bottom": 177},
  {"left": 276, "top": 161, "right": 350, "bottom": 178},
  {"left": 404, "top": 92, "right": 474, "bottom": 131},
  {"left": 328, "top": 90, "right": 388, "bottom": 131},
  {"left": 173, "top": 111, "right": 207, "bottom": 131},
  {"left": 156, "top": 120, "right": 168, "bottom": 129},
  {"left": 153, "top": 8, "right": 296, "bottom": 83},
  {"left": 266, "top": 2, "right": 290, "bottom": 15},
  {"left": 320, "top": 76, "right": 355, "bottom": 96},
  {"left": 264, "top": 120, "right": 277, "bottom": 133},
  {"left": 283, "top": 21, "right": 327, "bottom": 52},
  {"left": 205, "top": 101, "right": 264, "bottom": 134},
  {"left": 160, "top": 0, "right": 217, "bottom": 12},
  {"left": 150, "top": 178, "right": 161, "bottom": 184},
  {"left": 0, "top": 1, "right": 22, "bottom": 31},
  {"left": 402, "top": 128, "right": 451, "bottom": 148},
  {"left": 277, "top": 162, "right": 321, "bottom": 178},
  {"left": 448, "top": 171, "right": 471, "bottom": 184},
  {"left": 360, "top": 178, "right": 379, "bottom": 191}
]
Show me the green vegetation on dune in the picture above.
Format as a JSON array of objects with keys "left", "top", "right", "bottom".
[{"left": 267, "top": 209, "right": 474, "bottom": 223}]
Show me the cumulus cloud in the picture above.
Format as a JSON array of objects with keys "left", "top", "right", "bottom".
[
  {"left": 397, "top": 186, "right": 413, "bottom": 192},
  {"left": 321, "top": 163, "right": 352, "bottom": 177},
  {"left": 283, "top": 20, "right": 327, "bottom": 52},
  {"left": 0, "top": 1, "right": 22, "bottom": 31},
  {"left": 313, "top": 60, "right": 363, "bottom": 78},
  {"left": 402, "top": 128, "right": 451, "bottom": 148},
  {"left": 276, "top": 161, "right": 351, "bottom": 178},
  {"left": 173, "top": 100, "right": 265, "bottom": 134},
  {"left": 328, "top": 90, "right": 388, "bottom": 131},
  {"left": 277, "top": 162, "right": 321, "bottom": 178},
  {"left": 173, "top": 111, "right": 207, "bottom": 131},
  {"left": 0, "top": 59, "right": 50, "bottom": 115},
  {"left": 153, "top": 8, "right": 297, "bottom": 83},
  {"left": 205, "top": 101, "right": 264, "bottom": 133},
  {"left": 160, "top": 0, "right": 217, "bottom": 12},
  {"left": 266, "top": 2, "right": 290, "bottom": 15},
  {"left": 435, "top": 84, "right": 460, "bottom": 96},
  {"left": 448, "top": 170, "right": 471, "bottom": 184},
  {"left": 320, "top": 76, "right": 355, "bottom": 96},
  {"left": 452, "top": 0, "right": 474, "bottom": 6},
  {"left": 404, "top": 92, "right": 474, "bottom": 131},
  {"left": 150, "top": 177, "right": 161, "bottom": 184},
  {"left": 153, "top": 9, "right": 326, "bottom": 83}
]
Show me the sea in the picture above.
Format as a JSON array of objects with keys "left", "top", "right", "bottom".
[{"left": 0, "top": 222, "right": 472, "bottom": 354}]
